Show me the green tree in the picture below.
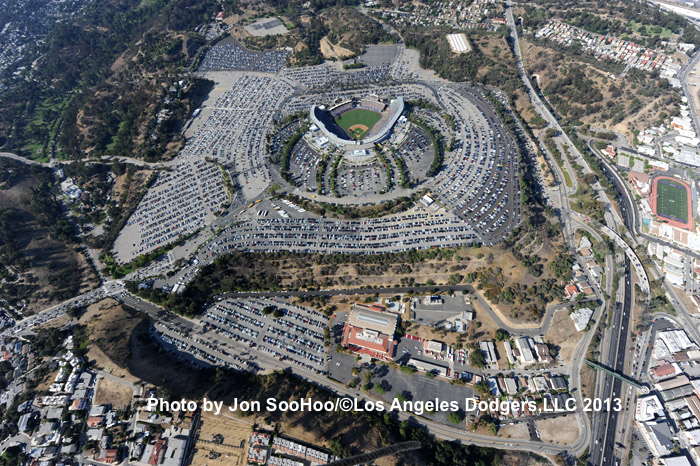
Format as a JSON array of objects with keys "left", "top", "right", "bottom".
[{"left": 469, "top": 349, "right": 486, "bottom": 368}]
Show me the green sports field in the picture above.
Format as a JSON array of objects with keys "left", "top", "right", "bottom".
[
  {"left": 656, "top": 178, "right": 689, "bottom": 223},
  {"left": 334, "top": 108, "right": 382, "bottom": 140}
]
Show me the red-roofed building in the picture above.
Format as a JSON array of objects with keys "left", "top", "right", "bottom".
[
  {"left": 341, "top": 304, "right": 398, "bottom": 360},
  {"left": 99, "top": 449, "right": 118, "bottom": 464},
  {"left": 604, "top": 145, "right": 616, "bottom": 158},
  {"left": 69, "top": 398, "right": 88, "bottom": 411},
  {"left": 564, "top": 284, "right": 579, "bottom": 299},
  {"left": 651, "top": 363, "right": 676, "bottom": 379},
  {"left": 149, "top": 439, "right": 165, "bottom": 466},
  {"left": 87, "top": 417, "right": 103, "bottom": 428}
]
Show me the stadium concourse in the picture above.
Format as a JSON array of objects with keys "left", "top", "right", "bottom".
[
  {"left": 310, "top": 96, "right": 405, "bottom": 147},
  {"left": 113, "top": 38, "right": 521, "bottom": 268}
]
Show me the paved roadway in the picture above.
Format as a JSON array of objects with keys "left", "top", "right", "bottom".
[
  {"left": 219, "top": 284, "right": 577, "bottom": 337},
  {"left": 114, "top": 290, "right": 586, "bottom": 457},
  {"left": 504, "top": 5, "right": 647, "bottom": 463},
  {"left": 588, "top": 150, "right": 639, "bottom": 466},
  {"left": 676, "top": 9, "right": 700, "bottom": 134},
  {"left": 589, "top": 261, "right": 632, "bottom": 466}
]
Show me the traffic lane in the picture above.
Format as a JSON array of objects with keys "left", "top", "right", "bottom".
[
  {"left": 117, "top": 293, "right": 198, "bottom": 333},
  {"left": 144, "top": 297, "right": 585, "bottom": 455},
  {"left": 601, "top": 262, "right": 632, "bottom": 465}
]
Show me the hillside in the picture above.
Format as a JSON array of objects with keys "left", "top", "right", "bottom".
[
  {"left": 521, "top": 38, "right": 680, "bottom": 141},
  {"left": 92, "top": 307, "right": 514, "bottom": 465},
  {"left": 516, "top": 0, "right": 695, "bottom": 140},
  {"left": 79, "top": 298, "right": 144, "bottom": 378},
  {"left": 0, "top": 0, "right": 228, "bottom": 162},
  {"left": 239, "top": 5, "right": 396, "bottom": 66},
  {"left": 0, "top": 159, "right": 98, "bottom": 315}
]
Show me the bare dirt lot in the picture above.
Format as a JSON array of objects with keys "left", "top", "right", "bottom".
[
  {"left": 535, "top": 414, "right": 580, "bottom": 445},
  {"left": 497, "top": 421, "right": 530, "bottom": 440},
  {"left": 191, "top": 411, "right": 251, "bottom": 466},
  {"left": 544, "top": 309, "right": 583, "bottom": 363},
  {"left": 93, "top": 376, "right": 134, "bottom": 409},
  {"left": 501, "top": 451, "right": 554, "bottom": 466},
  {"left": 320, "top": 36, "right": 354, "bottom": 59}
]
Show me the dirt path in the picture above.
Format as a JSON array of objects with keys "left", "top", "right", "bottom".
[{"left": 320, "top": 36, "right": 354, "bottom": 59}]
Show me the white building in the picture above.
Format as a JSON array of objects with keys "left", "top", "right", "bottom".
[
  {"left": 570, "top": 307, "right": 593, "bottom": 331},
  {"left": 515, "top": 337, "right": 535, "bottom": 364},
  {"left": 635, "top": 395, "right": 664, "bottom": 422}
]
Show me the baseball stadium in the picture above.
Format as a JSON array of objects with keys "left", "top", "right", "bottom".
[
  {"left": 650, "top": 175, "right": 693, "bottom": 230},
  {"left": 310, "top": 96, "right": 404, "bottom": 147}
]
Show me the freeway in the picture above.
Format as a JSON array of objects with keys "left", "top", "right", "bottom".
[
  {"left": 587, "top": 141, "right": 639, "bottom": 465},
  {"left": 504, "top": 5, "right": 652, "bottom": 463},
  {"left": 589, "top": 261, "right": 632, "bottom": 466}
]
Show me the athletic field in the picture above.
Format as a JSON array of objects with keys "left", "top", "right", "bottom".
[
  {"left": 334, "top": 108, "right": 382, "bottom": 140},
  {"left": 656, "top": 178, "right": 689, "bottom": 223}
]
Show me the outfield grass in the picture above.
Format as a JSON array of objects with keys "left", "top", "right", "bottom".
[
  {"left": 334, "top": 108, "right": 382, "bottom": 140},
  {"left": 657, "top": 179, "right": 689, "bottom": 223}
]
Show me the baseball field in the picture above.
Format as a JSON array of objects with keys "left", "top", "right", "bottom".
[
  {"left": 334, "top": 108, "right": 382, "bottom": 140},
  {"left": 656, "top": 178, "right": 689, "bottom": 223}
]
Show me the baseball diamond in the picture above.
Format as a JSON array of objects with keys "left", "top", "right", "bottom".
[
  {"left": 310, "top": 96, "right": 405, "bottom": 146},
  {"left": 334, "top": 109, "right": 382, "bottom": 140}
]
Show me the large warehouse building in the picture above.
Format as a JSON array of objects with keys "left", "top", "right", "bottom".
[{"left": 341, "top": 304, "right": 398, "bottom": 360}]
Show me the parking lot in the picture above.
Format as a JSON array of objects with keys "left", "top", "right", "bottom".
[
  {"left": 431, "top": 86, "right": 520, "bottom": 243},
  {"left": 335, "top": 163, "right": 386, "bottom": 197},
  {"left": 112, "top": 158, "right": 228, "bottom": 262},
  {"left": 114, "top": 50, "right": 522, "bottom": 269},
  {"left": 199, "top": 37, "right": 289, "bottom": 73},
  {"left": 396, "top": 126, "right": 434, "bottom": 175},
  {"left": 288, "top": 141, "right": 319, "bottom": 191},
  {"left": 193, "top": 203, "right": 478, "bottom": 258},
  {"left": 201, "top": 298, "right": 329, "bottom": 375}
]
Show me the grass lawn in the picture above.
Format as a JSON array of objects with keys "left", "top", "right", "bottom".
[
  {"left": 21, "top": 93, "right": 72, "bottom": 161},
  {"left": 334, "top": 108, "right": 382, "bottom": 140},
  {"left": 562, "top": 169, "right": 573, "bottom": 189},
  {"left": 629, "top": 21, "right": 674, "bottom": 38},
  {"left": 657, "top": 179, "right": 688, "bottom": 222}
]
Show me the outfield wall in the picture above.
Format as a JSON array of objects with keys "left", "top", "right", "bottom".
[{"left": 310, "top": 96, "right": 404, "bottom": 147}]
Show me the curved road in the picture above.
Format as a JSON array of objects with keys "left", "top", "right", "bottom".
[{"left": 220, "top": 284, "right": 588, "bottom": 337}]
